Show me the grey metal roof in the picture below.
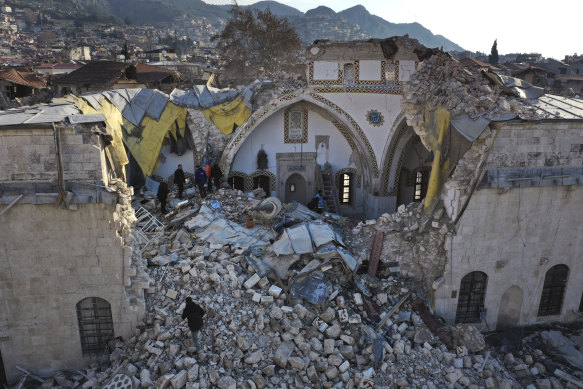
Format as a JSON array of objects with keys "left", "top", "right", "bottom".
[
  {"left": 530, "top": 94, "right": 583, "bottom": 119},
  {"left": 0, "top": 103, "right": 81, "bottom": 126}
]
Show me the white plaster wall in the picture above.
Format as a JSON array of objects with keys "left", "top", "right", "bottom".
[
  {"left": 155, "top": 144, "right": 195, "bottom": 180},
  {"left": 231, "top": 108, "right": 356, "bottom": 203},
  {"left": 434, "top": 186, "right": 583, "bottom": 329},
  {"left": 313, "top": 61, "right": 339, "bottom": 80},
  {"left": 359, "top": 60, "right": 382, "bottom": 81},
  {"left": 319, "top": 93, "right": 403, "bottom": 173}
]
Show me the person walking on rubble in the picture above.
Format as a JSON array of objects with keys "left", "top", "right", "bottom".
[
  {"left": 181, "top": 297, "right": 205, "bottom": 352},
  {"left": 157, "top": 179, "right": 169, "bottom": 213},
  {"left": 174, "top": 164, "right": 185, "bottom": 199},
  {"left": 211, "top": 162, "right": 223, "bottom": 190},
  {"left": 194, "top": 165, "right": 207, "bottom": 198}
]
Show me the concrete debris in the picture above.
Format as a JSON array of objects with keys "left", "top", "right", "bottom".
[{"left": 29, "top": 185, "right": 580, "bottom": 389}]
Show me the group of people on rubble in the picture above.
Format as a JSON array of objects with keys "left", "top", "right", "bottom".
[{"left": 156, "top": 161, "right": 223, "bottom": 213}]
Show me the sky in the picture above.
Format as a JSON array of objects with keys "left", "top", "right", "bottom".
[{"left": 204, "top": 0, "right": 583, "bottom": 60}]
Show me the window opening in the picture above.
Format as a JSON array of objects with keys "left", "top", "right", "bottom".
[
  {"left": 289, "top": 183, "right": 295, "bottom": 192},
  {"left": 227, "top": 176, "right": 245, "bottom": 191},
  {"left": 343, "top": 63, "right": 355, "bottom": 85},
  {"left": 76, "top": 297, "right": 114, "bottom": 356},
  {"left": 414, "top": 171, "right": 423, "bottom": 200},
  {"left": 340, "top": 173, "right": 351, "bottom": 205},
  {"left": 253, "top": 175, "right": 271, "bottom": 197},
  {"left": 538, "top": 264, "right": 569, "bottom": 316},
  {"left": 579, "top": 292, "right": 583, "bottom": 312},
  {"left": 455, "top": 271, "right": 488, "bottom": 323}
]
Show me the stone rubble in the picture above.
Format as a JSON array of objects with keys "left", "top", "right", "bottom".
[{"left": 30, "top": 186, "right": 581, "bottom": 389}]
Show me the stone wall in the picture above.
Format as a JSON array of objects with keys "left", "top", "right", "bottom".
[
  {"left": 485, "top": 121, "right": 583, "bottom": 169},
  {"left": 0, "top": 201, "right": 147, "bottom": 381},
  {"left": 435, "top": 185, "right": 583, "bottom": 329},
  {"left": 0, "top": 125, "right": 105, "bottom": 183},
  {"left": 0, "top": 123, "right": 148, "bottom": 382}
]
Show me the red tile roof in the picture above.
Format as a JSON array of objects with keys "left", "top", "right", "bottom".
[{"left": 0, "top": 68, "right": 45, "bottom": 88}]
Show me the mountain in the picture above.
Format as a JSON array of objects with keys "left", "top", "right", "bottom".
[
  {"left": 338, "top": 5, "right": 463, "bottom": 52},
  {"left": 241, "top": 1, "right": 303, "bottom": 18},
  {"left": 6, "top": 0, "right": 464, "bottom": 51}
]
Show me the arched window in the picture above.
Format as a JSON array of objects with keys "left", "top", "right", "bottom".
[
  {"left": 76, "top": 297, "right": 114, "bottom": 356},
  {"left": 340, "top": 173, "right": 352, "bottom": 205},
  {"left": 227, "top": 175, "right": 245, "bottom": 191},
  {"left": 455, "top": 271, "right": 488, "bottom": 324},
  {"left": 538, "top": 264, "right": 569, "bottom": 317}
]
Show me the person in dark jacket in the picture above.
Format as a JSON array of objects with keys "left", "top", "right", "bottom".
[
  {"left": 174, "top": 164, "right": 185, "bottom": 199},
  {"left": 211, "top": 163, "right": 223, "bottom": 189},
  {"left": 157, "top": 179, "right": 169, "bottom": 213},
  {"left": 181, "top": 297, "right": 205, "bottom": 351},
  {"left": 194, "top": 165, "right": 207, "bottom": 198}
]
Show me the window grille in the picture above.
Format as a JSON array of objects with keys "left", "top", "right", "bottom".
[
  {"left": 343, "top": 63, "right": 355, "bottom": 85},
  {"left": 340, "top": 173, "right": 351, "bottom": 204},
  {"left": 455, "top": 271, "right": 488, "bottom": 323},
  {"left": 414, "top": 171, "right": 423, "bottom": 200},
  {"left": 76, "top": 297, "right": 114, "bottom": 356},
  {"left": 538, "top": 264, "right": 569, "bottom": 317},
  {"left": 228, "top": 176, "right": 245, "bottom": 191},
  {"left": 253, "top": 175, "right": 271, "bottom": 197}
]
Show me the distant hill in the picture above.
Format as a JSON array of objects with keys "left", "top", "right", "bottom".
[
  {"left": 5, "top": 0, "right": 464, "bottom": 51},
  {"left": 338, "top": 5, "right": 463, "bottom": 52},
  {"left": 241, "top": 1, "right": 303, "bottom": 18}
]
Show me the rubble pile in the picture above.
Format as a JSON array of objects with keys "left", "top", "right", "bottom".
[
  {"left": 401, "top": 52, "right": 544, "bottom": 133},
  {"left": 347, "top": 201, "right": 449, "bottom": 295},
  {"left": 31, "top": 189, "right": 526, "bottom": 389}
]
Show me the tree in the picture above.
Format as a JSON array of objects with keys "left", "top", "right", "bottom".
[
  {"left": 121, "top": 42, "right": 129, "bottom": 59},
  {"left": 124, "top": 16, "right": 133, "bottom": 26},
  {"left": 488, "top": 39, "right": 499, "bottom": 65},
  {"left": 211, "top": 6, "right": 302, "bottom": 80}
]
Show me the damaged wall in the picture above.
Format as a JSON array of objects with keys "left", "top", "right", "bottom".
[
  {"left": 400, "top": 51, "right": 583, "bottom": 330},
  {"left": 0, "top": 124, "right": 148, "bottom": 382}
]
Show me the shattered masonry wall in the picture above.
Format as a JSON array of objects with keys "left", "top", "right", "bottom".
[
  {"left": 0, "top": 126, "right": 105, "bottom": 183},
  {"left": 0, "top": 126, "right": 148, "bottom": 382},
  {"left": 436, "top": 123, "right": 583, "bottom": 329},
  {"left": 0, "top": 202, "right": 146, "bottom": 381}
]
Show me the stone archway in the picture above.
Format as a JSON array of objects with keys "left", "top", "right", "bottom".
[
  {"left": 220, "top": 92, "right": 379, "bottom": 188},
  {"left": 497, "top": 286, "right": 523, "bottom": 329}
]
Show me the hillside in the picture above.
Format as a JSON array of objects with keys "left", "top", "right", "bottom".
[{"left": 5, "top": 0, "right": 464, "bottom": 52}]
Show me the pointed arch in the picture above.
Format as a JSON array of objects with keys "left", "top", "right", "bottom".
[
  {"left": 220, "top": 92, "right": 379, "bottom": 186},
  {"left": 379, "top": 113, "right": 421, "bottom": 196}
]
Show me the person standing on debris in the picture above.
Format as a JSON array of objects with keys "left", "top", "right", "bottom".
[
  {"left": 205, "top": 160, "right": 212, "bottom": 192},
  {"left": 211, "top": 162, "right": 223, "bottom": 189},
  {"left": 194, "top": 165, "right": 207, "bottom": 198},
  {"left": 181, "top": 297, "right": 205, "bottom": 351},
  {"left": 157, "top": 179, "right": 169, "bottom": 213},
  {"left": 315, "top": 190, "right": 324, "bottom": 214},
  {"left": 174, "top": 164, "right": 185, "bottom": 199}
]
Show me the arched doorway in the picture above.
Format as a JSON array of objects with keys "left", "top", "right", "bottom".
[
  {"left": 76, "top": 297, "right": 114, "bottom": 356},
  {"left": 397, "top": 136, "right": 432, "bottom": 207},
  {"left": 455, "top": 271, "right": 488, "bottom": 324},
  {"left": 285, "top": 173, "right": 306, "bottom": 204},
  {"left": 497, "top": 286, "right": 523, "bottom": 328}
]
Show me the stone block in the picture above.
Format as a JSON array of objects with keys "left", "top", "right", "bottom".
[{"left": 244, "top": 274, "right": 261, "bottom": 289}]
